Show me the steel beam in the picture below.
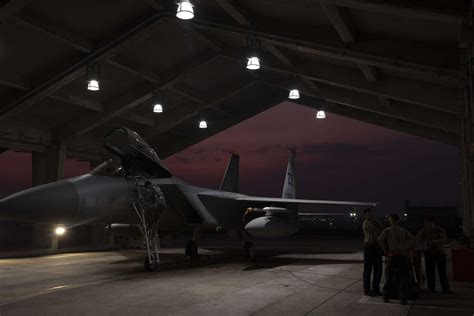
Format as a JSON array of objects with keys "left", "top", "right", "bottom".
[
  {"left": 325, "top": 101, "right": 459, "bottom": 145},
  {"left": 0, "top": 138, "right": 45, "bottom": 152},
  {"left": 11, "top": 12, "right": 96, "bottom": 53},
  {"left": 318, "top": 0, "right": 460, "bottom": 23},
  {"left": 57, "top": 52, "right": 220, "bottom": 139},
  {"left": 147, "top": 80, "right": 260, "bottom": 139},
  {"left": 0, "top": 0, "right": 31, "bottom": 22},
  {"left": 188, "top": 17, "right": 461, "bottom": 86},
  {"left": 9, "top": 11, "right": 166, "bottom": 84},
  {"left": 264, "top": 76, "right": 458, "bottom": 133},
  {"left": 0, "top": 10, "right": 167, "bottom": 119},
  {"left": 32, "top": 143, "right": 66, "bottom": 185},
  {"left": 321, "top": 3, "right": 385, "bottom": 105},
  {"left": 105, "top": 59, "right": 161, "bottom": 84},
  {"left": 155, "top": 83, "right": 287, "bottom": 158},
  {"left": 222, "top": 51, "right": 458, "bottom": 113},
  {"left": 215, "top": 0, "right": 250, "bottom": 25}
]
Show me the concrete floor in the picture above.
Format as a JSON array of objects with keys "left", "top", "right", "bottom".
[{"left": 1, "top": 236, "right": 473, "bottom": 316}]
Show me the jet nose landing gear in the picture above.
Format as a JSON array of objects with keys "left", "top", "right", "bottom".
[
  {"left": 131, "top": 178, "right": 166, "bottom": 272},
  {"left": 144, "top": 253, "right": 158, "bottom": 272}
]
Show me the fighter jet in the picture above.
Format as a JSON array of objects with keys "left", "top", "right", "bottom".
[{"left": 0, "top": 127, "right": 376, "bottom": 271}]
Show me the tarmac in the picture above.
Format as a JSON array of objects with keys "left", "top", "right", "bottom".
[{"left": 0, "top": 235, "right": 473, "bottom": 316}]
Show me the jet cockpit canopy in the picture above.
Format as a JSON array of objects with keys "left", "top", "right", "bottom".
[{"left": 105, "top": 127, "right": 172, "bottom": 178}]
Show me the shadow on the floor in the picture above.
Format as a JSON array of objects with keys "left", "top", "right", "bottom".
[{"left": 105, "top": 248, "right": 363, "bottom": 277}]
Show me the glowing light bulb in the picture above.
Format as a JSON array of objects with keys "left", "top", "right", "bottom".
[
  {"left": 55, "top": 226, "right": 66, "bottom": 236},
  {"left": 288, "top": 89, "right": 300, "bottom": 99},
  {"left": 246, "top": 56, "right": 260, "bottom": 70},
  {"left": 177, "top": 0, "right": 194, "bottom": 20},
  {"left": 87, "top": 79, "right": 99, "bottom": 91},
  {"left": 153, "top": 103, "right": 163, "bottom": 113},
  {"left": 199, "top": 120, "right": 207, "bottom": 128},
  {"left": 316, "top": 110, "right": 326, "bottom": 119}
]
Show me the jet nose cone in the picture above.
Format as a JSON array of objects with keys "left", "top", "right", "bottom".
[{"left": 0, "top": 180, "right": 80, "bottom": 223}]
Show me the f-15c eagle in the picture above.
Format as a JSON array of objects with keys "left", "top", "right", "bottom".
[{"left": 0, "top": 127, "right": 376, "bottom": 271}]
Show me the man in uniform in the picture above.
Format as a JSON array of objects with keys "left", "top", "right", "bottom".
[
  {"left": 362, "top": 208, "right": 384, "bottom": 296},
  {"left": 379, "top": 214, "right": 415, "bottom": 305},
  {"left": 416, "top": 216, "right": 451, "bottom": 294}
]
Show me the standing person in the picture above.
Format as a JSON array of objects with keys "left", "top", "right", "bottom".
[
  {"left": 416, "top": 216, "right": 452, "bottom": 294},
  {"left": 362, "top": 208, "right": 383, "bottom": 296},
  {"left": 378, "top": 214, "right": 415, "bottom": 305}
]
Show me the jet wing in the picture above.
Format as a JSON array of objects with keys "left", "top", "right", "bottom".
[{"left": 236, "top": 197, "right": 377, "bottom": 207}]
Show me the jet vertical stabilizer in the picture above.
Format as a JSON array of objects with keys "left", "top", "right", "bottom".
[
  {"left": 282, "top": 147, "right": 296, "bottom": 199},
  {"left": 219, "top": 153, "right": 239, "bottom": 193}
]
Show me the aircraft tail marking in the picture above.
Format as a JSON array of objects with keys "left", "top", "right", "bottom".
[{"left": 282, "top": 147, "right": 296, "bottom": 199}]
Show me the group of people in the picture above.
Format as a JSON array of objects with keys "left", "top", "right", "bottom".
[{"left": 362, "top": 209, "right": 452, "bottom": 305}]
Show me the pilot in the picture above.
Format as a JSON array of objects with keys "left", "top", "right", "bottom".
[
  {"left": 415, "top": 216, "right": 451, "bottom": 294},
  {"left": 362, "top": 208, "right": 383, "bottom": 296},
  {"left": 378, "top": 214, "right": 415, "bottom": 305}
]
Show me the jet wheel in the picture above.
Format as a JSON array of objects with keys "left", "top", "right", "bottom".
[
  {"left": 144, "top": 255, "right": 158, "bottom": 272},
  {"left": 244, "top": 241, "right": 256, "bottom": 261}
]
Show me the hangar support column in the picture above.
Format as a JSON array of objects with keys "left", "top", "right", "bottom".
[
  {"left": 31, "top": 143, "right": 66, "bottom": 249},
  {"left": 460, "top": 13, "right": 474, "bottom": 240},
  {"left": 32, "top": 143, "right": 66, "bottom": 186}
]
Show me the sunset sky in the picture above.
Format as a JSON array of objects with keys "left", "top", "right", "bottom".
[{"left": 0, "top": 101, "right": 461, "bottom": 213}]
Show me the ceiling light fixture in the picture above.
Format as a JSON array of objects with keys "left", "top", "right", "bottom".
[
  {"left": 152, "top": 90, "right": 164, "bottom": 113},
  {"left": 288, "top": 89, "right": 300, "bottom": 100},
  {"left": 176, "top": 0, "right": 194, "bottom": 20},
  {"left": 316, "top": 110, "right": 326, "bottom": 119},
  {"left": 247, "top": 56, "right": 260, "bottom": 70},
  {"left": 87, "top": 63, "right": 100, "bottom": 91},
  {"left": 246, "top": 37, "right": 261, "bottom": 70},
  {"left": 199, "top": 120, "right": 207, "bottom": 129}
]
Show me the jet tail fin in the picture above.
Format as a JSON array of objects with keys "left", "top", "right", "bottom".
[
  {"left": 282, "top": 147, "right": 296, "bottom": 199},
  {"left": 219, "top": 153, "right": 239, "bottom": 193}
]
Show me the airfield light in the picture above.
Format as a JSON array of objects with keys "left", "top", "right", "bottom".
[
  {"left": 55, "top": 226, "right": 66, "bottom": 236},
  {"left": 176, "top": 0, "right": 194, "bottom": 20},
  {"left": 316, "top": 110, "right": 326, "bottom": 119},
  {"left": 199, "top": 120, "right": 207, "bottom": 129},
  {"left": 288, "top": 89, "right": 300, "bottom": 100}
]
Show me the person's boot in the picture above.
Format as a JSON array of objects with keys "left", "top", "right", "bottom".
[{"left": 372, "top": 289, "right": 383, "bottom": 296}]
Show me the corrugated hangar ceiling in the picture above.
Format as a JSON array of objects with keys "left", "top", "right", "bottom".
[{"left": 0, "top": 0, "right": 470, "bottom": 161}]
